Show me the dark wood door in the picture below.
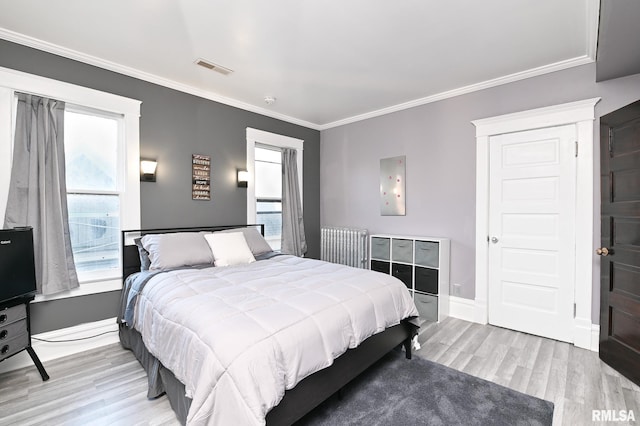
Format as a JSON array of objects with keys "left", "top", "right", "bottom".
[{"left": 599, "top": 100, "right": 640, "bottom": 386}]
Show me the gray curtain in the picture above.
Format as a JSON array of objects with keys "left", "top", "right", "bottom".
[
  {"left": 4, "top": 93, "right": 79, "bottom": 295},
  {"left": 281, "top": 148, "right": 307, "bottom": 256}
]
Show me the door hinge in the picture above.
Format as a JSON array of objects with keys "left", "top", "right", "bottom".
[
  {"left": 573, "top": 303, "right": 577, "bottom": 318},
  {"left": 575, "top": 141, "right": 578, "bottom": 157}
]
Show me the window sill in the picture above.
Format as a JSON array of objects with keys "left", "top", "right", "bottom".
[{"left": 33, "top": 278, "right": 122, "bottom": 303}]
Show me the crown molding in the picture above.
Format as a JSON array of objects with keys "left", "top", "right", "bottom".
[
  {"left": 0, "top": 25, "right": 597, "bottom": 133},
  {"left": 319, "top": 55, "right": 595, "bottom": 130},
  {"left": 0, "top": 28, "right": 322, "bottom": 131},
  {"left": 586, "top": 0, "right": 601, "bottom": 61}
]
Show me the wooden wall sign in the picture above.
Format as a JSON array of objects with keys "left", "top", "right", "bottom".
[{"left": 192, "top": 154, "right": 211, "bottom": 200}]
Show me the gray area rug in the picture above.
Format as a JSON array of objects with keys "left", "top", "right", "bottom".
[{"left": 296, "top": 350, "right": 553, "bottom": 426}]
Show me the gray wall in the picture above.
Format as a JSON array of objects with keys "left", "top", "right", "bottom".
[
  {"left": 321, "top": 63, "right": 640, "bottom": 324},
  {"left": 0, "top": 39, "right": 320, "bottom": 334}
]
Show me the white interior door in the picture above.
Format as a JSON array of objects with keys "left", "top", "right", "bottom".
[{"left": 488, "top": 125, "right": 576, "bottom": 343}]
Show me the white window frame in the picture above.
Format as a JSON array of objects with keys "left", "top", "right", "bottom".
[
  {"left": 254, "top": 145, "right": 283, "bottom": 249},
  {"left": 246, "top": 128, "right": 303, "bottom": 230},
  {"left": 64, "top": 104, "right": 126, "bottom": 284},
  {"left": 0, "top": 66, "right": 141, "bottom": 301}
]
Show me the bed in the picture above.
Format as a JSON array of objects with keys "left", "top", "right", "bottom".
[{"left": 118, "top": 225, "right": 419, "bottom": 425}]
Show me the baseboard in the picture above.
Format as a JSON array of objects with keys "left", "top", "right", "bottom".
[
  {"left": 448, "top": 298, "right": 600, "bottom": 352},
  {"left": 573, "top": 316, "right": 594, "bottom": 351},
  {"left": 473, "top": 299, "right": 489, "bottom": 325},
  {"left": 448, "top": 296, "right": 477, "bottom": 323},
  {"left": 591, "top": 324, "right": 600, "bottom": 353},
  {"left": 0, "top": 317, "right": 119, "bottom": 375}
]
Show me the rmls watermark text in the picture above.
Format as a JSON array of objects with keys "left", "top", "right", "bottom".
[{"left": 592, "top": 410, "right": 635, "bottom": 422}]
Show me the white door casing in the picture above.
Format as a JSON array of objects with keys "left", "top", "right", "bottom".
[
  {"left": 473, "top": 97, "right": 600, "bottom": 350},
  {"left": 488, "top": 125, "right": 576, "bottom": 342}
]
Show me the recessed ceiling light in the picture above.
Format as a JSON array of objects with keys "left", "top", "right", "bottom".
[{"left": 194, "top": 58, "right": 233, "bottom": 76}]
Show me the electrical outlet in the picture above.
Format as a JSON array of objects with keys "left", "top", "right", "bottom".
[{"left": 452, "top": 283, "right": 462, "bottom": 296}]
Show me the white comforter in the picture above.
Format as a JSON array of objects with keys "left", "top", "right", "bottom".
[{"left": 132, "top": 255, "right": 418, "bottom": 425}]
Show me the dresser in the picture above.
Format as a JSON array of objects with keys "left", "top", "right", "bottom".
[
  {"left": 0, "top": 296, "right": 49, "bottom": 381},
  {"left": 369, "top": 234, "right": 450, "bottom": 323}
]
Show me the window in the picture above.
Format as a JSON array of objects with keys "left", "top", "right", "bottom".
[
  {"left": 246, "top": 128, "right": 303, "bottom": 251},
  {"left": 64, "top": 108, "right": 122, "bottom": 282},
  {"left": 255, "top": 146, "right": 282, "bottom": 250},
  {"left": 0, "top": 67, "right": 141, "bottom": 298}
]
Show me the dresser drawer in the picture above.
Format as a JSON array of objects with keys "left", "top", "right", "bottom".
[
  {"left": 371, "top": 260, "right": 390, "bottom": 274},
  {"left": 371, "top": 237, "right": 390, "bottom": 260},
  {"left": 0, "top": 331, "right": 29, "bottom": 361},
  {"left": 0, "top": 318, "right": 27, "bottom": 342},
  {"left": 415, "top": 241, "right": 439, "bottom": 268},
  {"left": 414, "top": 293, "right": 438, "bottom": 322},
  {"left": 415, "top": 267, "right": 439, "bottom": 295},
  {"left": 392, "top": 263, "right": 413, "bottom": 289},
  {"left": 392, "top": 239, "right": 413, "bottom": 263},
  {"left": 0, "top": 303, "right": 27, "bottom": 326}
]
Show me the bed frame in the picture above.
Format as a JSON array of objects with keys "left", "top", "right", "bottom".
[{"left": 119, "top": 225, "right": 418, "bottom": 426}]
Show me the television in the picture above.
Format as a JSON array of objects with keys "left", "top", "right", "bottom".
[{"left": 0, "top": 227, "right": 37, "bottom": 303}]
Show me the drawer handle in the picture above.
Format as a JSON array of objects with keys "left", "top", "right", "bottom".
[
  {"left": 0, "top": 330, "right": 7, "bottom": 340},
  {"left": 0, "top": 314, "right": 6, "bottom": 324},
  {"left": 1, "top": 345, "right": 8, "bottom": 355}
]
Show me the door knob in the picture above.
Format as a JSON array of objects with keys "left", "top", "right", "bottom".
[
  {"left": 491, "top": 236, "right": 499, "bottom": 244},
  {"left": 596, "top": 247, "right": 610, "bottom": 256}
]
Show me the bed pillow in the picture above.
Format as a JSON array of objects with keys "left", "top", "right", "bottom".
[
  {"left": 216, "top": 227, "right": 273, "bottom": 256},
  {"left": 134, "top": 238, "right": 152, "bottom": 271},
  {"left": 141, "top": 232, "right": 214, "bottom": 270},
  {"left": 204, "top": 232, "right": 256, "bottom": 267}
]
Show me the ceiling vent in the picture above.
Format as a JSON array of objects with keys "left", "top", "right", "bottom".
[{"left": 195, "top": 58, "right": 233, "bottom": 76}]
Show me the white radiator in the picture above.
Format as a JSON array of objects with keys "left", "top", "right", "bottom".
[{"left": 321, "top": 227, "right": 368, "bottom": 269}]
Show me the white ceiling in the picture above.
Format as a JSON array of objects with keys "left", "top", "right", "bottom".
[{"left": 0, "top": 0, "right": 599, "bottom": 130}]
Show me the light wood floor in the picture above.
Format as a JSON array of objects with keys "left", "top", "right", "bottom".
[
  {"left": 0, "top": 318, "right": 638, "bottom": 426},
  {"left": 415, "top": 318, "right": 640, "bottom": 426}
]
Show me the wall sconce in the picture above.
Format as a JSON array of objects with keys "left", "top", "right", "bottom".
[
  {"left": 140, "top": 159, "right": 158, "bottom": 182},
  {"left": 237, "top": 169, "right": 248, "bottom": 188}
]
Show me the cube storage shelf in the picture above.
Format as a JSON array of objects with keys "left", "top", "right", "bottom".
[{"left": 369, "top": 234, "right": 450, "bottom": 323}]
